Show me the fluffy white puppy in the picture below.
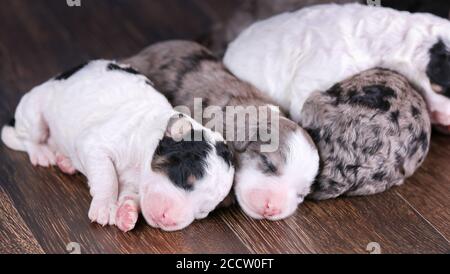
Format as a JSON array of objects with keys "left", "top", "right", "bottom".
[
  {"left": 224, "top": 3, "right": 450, "bottom": 130},
  {"left": 1, "top": 60, "right": 234, "bottom": 232}
]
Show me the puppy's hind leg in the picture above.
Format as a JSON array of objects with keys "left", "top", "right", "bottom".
[{"left": 2, "top": 87, "right": 56, "bottom": 167}]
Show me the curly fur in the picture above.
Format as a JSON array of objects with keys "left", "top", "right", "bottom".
[{"left": 299, "top": 69, "right": 431, "bottom": 200}]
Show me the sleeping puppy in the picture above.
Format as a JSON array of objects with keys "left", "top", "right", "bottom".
[
  {"left": 124, "top": 41, "right": 319, "bottom": 220},
  {"left": 224, "top": 3, "right": 450, "bottom": 132},
  {"left": 300, "top": 68, "right": 431, "bottom": 199},
  {"left": 1, "top": 60, "right": 234, "bottom": 232}
]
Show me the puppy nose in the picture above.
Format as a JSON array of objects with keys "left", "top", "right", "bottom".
[
  {"left": 143, "top": 193, "right": 182, "bottom": 228},
  {"left": 246, "top": 188, "right": 287, "bottom": 218},
  {"left": 263, "top": 202, "right": 282, "bottom": 217},
  {"left": 154, "top": 212, "right": 178, "bottom": 227}
]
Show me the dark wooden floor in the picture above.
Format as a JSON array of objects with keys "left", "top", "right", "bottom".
[{"left": 0, "top": 0, "right": 449, "bottom": 254}]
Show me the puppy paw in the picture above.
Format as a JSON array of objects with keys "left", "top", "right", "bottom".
[
  {"left": 27, "top": 144, "right": 56, "bottom": 167},
  {"left": 116, "top": 199, "right": 139, "bottom": 232},
  {"left": 88, "top": 198, "right": 117, "bottom": 227},
  {"left": 56, "top": 153, "right": 76, "bottom": 175}
]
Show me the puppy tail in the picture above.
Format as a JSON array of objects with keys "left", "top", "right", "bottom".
[{"left": 1, "top": 118, "right": 26, "bottom": 151}]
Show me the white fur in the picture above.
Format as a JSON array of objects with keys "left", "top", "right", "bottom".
[
  {"left": 224, "top": 3, "right": 450, "bottom": 125},
  {"left": 235, "top": 128, "right": 319, "bottom": 220},
  {"left": 1, "top": 60, "right": 234, "bottom": 231}
]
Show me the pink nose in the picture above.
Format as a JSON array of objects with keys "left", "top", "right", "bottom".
[
  {"left": 142, "top": 193, "right": 183, "bottom": 228},
  {"left": 246, "top": 188, "right": 287, "bottom": 218}
]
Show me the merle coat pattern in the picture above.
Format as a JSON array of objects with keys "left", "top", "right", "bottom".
[{"left": 300, "top": 68, "right": 431, "bottom": 200}]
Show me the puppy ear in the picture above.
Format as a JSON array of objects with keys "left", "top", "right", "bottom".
[{"left": 165, "top": 113, "right": 193, "bottom": 141}]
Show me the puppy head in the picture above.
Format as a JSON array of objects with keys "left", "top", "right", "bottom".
[
  {"left": 427, "top": 39, "right": 450, "bottom": 95},
  {"left": 425, "top": 38, "right": 450, "bottom": 131},
  {"left": 141, "top": 113, "right": 234, "bottom": 231},
  {"left": 232, "top": 116, "right": 319, "bottom": 221}
]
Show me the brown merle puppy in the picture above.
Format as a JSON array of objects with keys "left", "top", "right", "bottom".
[
  {"left": 124, "top": 40, "right": 319, "bottom": 220},
  {"left": 299, "top": 68, "right": 431, "bottom": 200}
]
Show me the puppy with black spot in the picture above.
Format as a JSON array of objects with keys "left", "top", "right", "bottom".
[
  {"left": 124, "top": 41, "right": 319, "bottom": 220},
  {"left": 1, "top": 60, "right": 234, "bottom": 232},
  {"left": 224, "top": 3, "right": 450, "bottom": 133},
  {"left": 300, "top": 68, "right": 431, "bottom": 199}
]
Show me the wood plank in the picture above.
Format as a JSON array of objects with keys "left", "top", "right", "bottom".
[
  {"left": 395, "top": 132, "right": 450, "bottom": 240},
  {"left": 221, "top": 190, "right": 450, "bottom": 254},
  {"left": 0, "top": 188, "right": 44, "bottom": 254}
]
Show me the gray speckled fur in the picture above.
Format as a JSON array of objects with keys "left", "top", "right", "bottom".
[{"left": 300, "top": 68, "right": 431, "bottom": 200}]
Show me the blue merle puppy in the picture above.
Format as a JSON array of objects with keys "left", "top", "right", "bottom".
[{"left": 300, "top": 68, "right": 431, "bottom": 200}]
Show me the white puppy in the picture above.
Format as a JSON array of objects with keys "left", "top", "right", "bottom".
[
  {"left": 1, "top": 60, "right": 234, "bottom": 232},
  {"left": 224, "top": 3, "right": 450, "bottom": 130}
]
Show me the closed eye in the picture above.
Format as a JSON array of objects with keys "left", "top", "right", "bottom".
[{"left": 260, "top": 154, "right": 278, "bottom": 175}]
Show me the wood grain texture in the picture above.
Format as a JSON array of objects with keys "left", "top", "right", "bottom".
[
  {"left": 221, "top": 192, "right": 450, "bottom": 254},
  {"left": 0, "top": 0, "right": 449, "bottom": 254},
  {"left": 395, "top": 132, "right": 450, "bottom": 241},
  {"left": 0, "top": 189, "right": 44, "bottom": 254}
]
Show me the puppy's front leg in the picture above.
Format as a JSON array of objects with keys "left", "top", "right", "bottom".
[
  {"left": 116, "top": 186, "right": 140, "bottom": 232},
  {"left": 84, "top": 154, "right": 119, "bottom": 227}
]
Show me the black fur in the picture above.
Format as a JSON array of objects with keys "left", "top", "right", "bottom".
[
  {"left": 348, "top": 85, "right": 396, "bottom": 112},
  {"left": 153, "top": 130, "right": 212, "bottom": 191},
  {"left": 215, "top": 141, "right": 233, "bottom": 167},
  {"left": 174, "top": 50, "right": 217, "bottom": 90},
  {"left": 389, "top": 110, "right": 400, "bottom": 125},
  {"left": 427, "top": 40, "right": 450, "bottom": 93},
  {"left": 55, "top": 62, "right": 88, "bottom": 80},
  {"left": 260, "top": 154, "right": 278, "bottom": 175},
  {"left": 8, "top": 118, "right": 15, "bottom": 127},
  {"left": 107, "top": 63, "right": 140, "bottom": 75},
  {"left": 411, "top": 105, "right": 421, "bottom": 118}
]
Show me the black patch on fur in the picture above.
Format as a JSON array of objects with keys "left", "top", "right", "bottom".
[
  {"left": 152, "top": 130, "right": 212, "bottom": 191},
  {"left": 411, "top": 105, "right": 421, "bottom": 118},
  {"left": 107, "top": 63, "right": 140, "bottom": 75},
  {"left": 306, "top": 128, "right": 321, "bottom": 144},
  {"left": 427, "top": 39, "right": 450, "bottom": 88},
  {"left": 215, "top": 141, "right": 233, "bottom": 167},
  {"left": 8, "top": 118, "right": 15, "bottom": 127},
  {"left": 348, "top": 85, "right": 396, "bottom": 112},
  {"left": 174, "top": 49, "right": 217, "bottom": 90},
  {"left": 326, "top": 83, "right": 343, "bottom": 98},
  {"left": 260, "top": 154, "right": 278, "bottom": 175},
  {"left": 417, "top": 130, "right": 429, "bottom": 152},
  {"left": 444, "top": 87, "right": 450, "bottom": 98},
  {"left": 362, "top": 141, "right": 383, "bottom": 155},
  {"left": 345, "top": 164, "right": 360, "bottom": 177},
  {"left": 55, "top": 62, "right": 88, "bottom": 80},
  {"left": 372, "top": 171, "right": 387, "bottom": 181},
  {"left": 389, "top": 110, "right": 400, "bottom": 125}
]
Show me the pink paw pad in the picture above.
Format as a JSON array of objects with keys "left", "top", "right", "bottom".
[
  {"left": 56, "top": 154, "right": 76, "bottom": 175},
  {"left": 116, "top": 200, "right": 139, "bottom": 232}
]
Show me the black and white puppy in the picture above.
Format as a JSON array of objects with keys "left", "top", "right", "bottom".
[{"left": 1, "top": 60, "right": 234, "bottom": 232}]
